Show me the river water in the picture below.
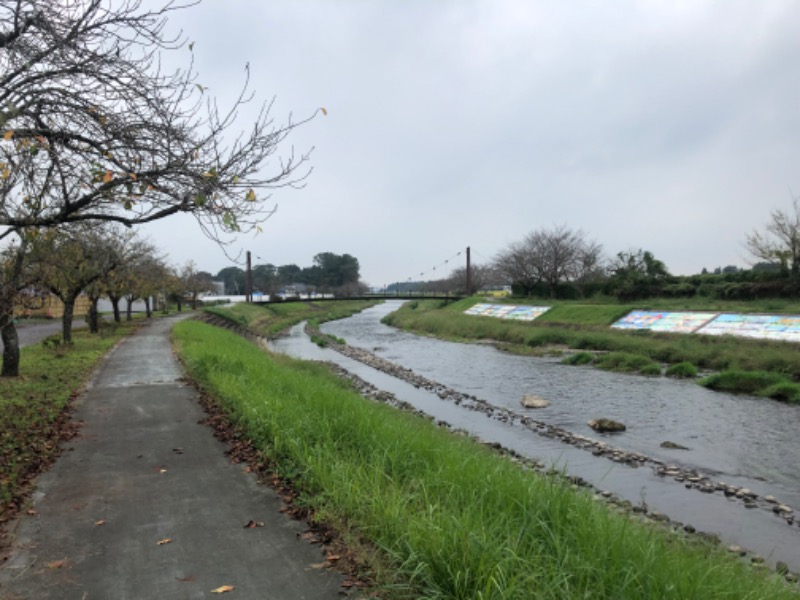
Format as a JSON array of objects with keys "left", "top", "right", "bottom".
[{"left": 269, "top": 300, "right": 800, "bottom": 572}]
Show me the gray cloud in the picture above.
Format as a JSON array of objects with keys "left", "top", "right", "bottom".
[{"left": 140, "top": 0, "right": 800, "bottom": 285}]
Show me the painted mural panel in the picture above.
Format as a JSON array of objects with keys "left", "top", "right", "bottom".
[
  {"left": 465, "top": 304, "right": 550, "bottom": 321},
  {"left": 698, "top": 314, "right": 800, "bottom": 342},
  {"left": 612, "top": 310, "right": 717, "bottom": 333}
]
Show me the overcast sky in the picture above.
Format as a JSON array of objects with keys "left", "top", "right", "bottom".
[{"left": 140, "top": 0, "right": 800, "bottom": 287}]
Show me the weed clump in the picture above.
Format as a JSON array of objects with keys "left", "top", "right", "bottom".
[
  {"left": 761, "top": 382, "right": 800, "bottom": 403},
  {"left": 699, "top": 370, "right": 786, "bottom": 395},
  {"left": 562, "top": 352, "right": 594, "bottom": 366},
  {"left": 665, "top": 362, "right": 698, "bottom": 379},
  {"left": 595, "top": 352, "right": 658, "bottom": 374}
]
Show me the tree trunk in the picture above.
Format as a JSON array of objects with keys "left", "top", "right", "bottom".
[
  {"left": 145, "top": 297, "right": 151, "bottom": 318},
  {"left": 109, "top": 295, "right": 121, "bottom": 323},
  {"left": 176, "top": 297, "right": 183, "bottom": 312},
  {"left": 87, "top": 297, "right": 100, "bottom": 333},
  {"left": 126, "top": 297, "right": 134, "bottom": 321},
  {"left": 1, "top": 316, "right": 20, "bottom": 377},
  {"left": 62, "top": 298, "right": 75, "bottom": 343}
]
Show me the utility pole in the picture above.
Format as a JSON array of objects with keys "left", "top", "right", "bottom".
[
  {"left": 246, "top": 251, "right": 253, "bottom": 303},
  {"left": 466, "top": 246, "right": 472, "bottom": 296}
]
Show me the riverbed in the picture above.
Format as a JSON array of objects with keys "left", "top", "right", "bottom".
[{"left": 269, "top": 300, "right": 800, "bottom": 572}]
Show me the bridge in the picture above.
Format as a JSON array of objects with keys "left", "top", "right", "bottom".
[{"left": 253, "top": 292, "right": 465, "bottom": 305}]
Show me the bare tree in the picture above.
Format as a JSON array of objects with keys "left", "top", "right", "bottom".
[
  {"left": 494, "top": 239, "right": 541, "bottom": 295},
  {"left": 494, "top": 225, "right": 602, "bottom": 297},
  {"left": 0, "top": 0, "right": 316, "bottom": 375},
  {"left": 447, "top": 264, "right": 502, "bottom": 294},
  {"left": 0, "top": 0, "right": 315, "bottom": 237},
  {"left": 745, "top": 196, "right": 800, "bottom": 281}
]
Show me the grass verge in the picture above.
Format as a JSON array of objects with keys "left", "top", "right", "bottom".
[
  {"left": 205, "top": 299, "right": 380, "bottom": 337},
  {"left": 173, "top": 320, "right": 796, "bottom": 599}
]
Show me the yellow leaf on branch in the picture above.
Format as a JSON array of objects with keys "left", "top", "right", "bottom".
[
  {"left": 245, "top": 189, "right": 256, "bottom": 202},
  {"left": 103, "top": 170, "right": 113, "bottom": 183},
  {"left": 3, "top": 130, "right": 13, "bottom": 141}
]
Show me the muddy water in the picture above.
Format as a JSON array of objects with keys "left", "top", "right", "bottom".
[{"left": 270, "top": 301, "right": 800, "bottom": 572}]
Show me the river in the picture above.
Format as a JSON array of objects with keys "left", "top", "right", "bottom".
[{"left": 269, "top": 300, "right": 800, "bottom": 573}]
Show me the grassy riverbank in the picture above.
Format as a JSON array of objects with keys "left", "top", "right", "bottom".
[
  {"left": 0, "top": 322, "right": 139, "bottom": 518},
  {"left": 173, "top": 320, "right": 796, "bottom": 599},
  {"left": 205, "top": 299, "right": 380, "bottom": 337},
  {"left": 382, "top": 298, "right": 800, "bottom": 402}
]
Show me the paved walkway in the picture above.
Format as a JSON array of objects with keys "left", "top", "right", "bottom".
[{"left": 0, "top": 316, "right": 344, "bottom": 599}]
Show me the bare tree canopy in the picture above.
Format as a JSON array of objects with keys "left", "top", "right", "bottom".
[
  {"left": 745, "top": 196, "right": 800, "bottom": 280},
  {"left": 493, "top": 225, "right": 603, "bottom": 297},
  {"left": 0, "top": 0, "right": 315, "bottom": 241}
]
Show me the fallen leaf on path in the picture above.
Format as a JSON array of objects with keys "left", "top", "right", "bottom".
[
  {"left": 211, "top": 585, "right": 235, "bottom": 593},
  {"left": 176, "top": 576, "right": 195, "bottom": 582},
  {"left": 243, "top": 520, "right": 264, "bottom": 529},
  {"left": 26, "top": 509, "right": 37, "bottom": 516},
  {"left": 310, "top": 562, "right": 328, "bottom": 569},
  {"left": 172, "top": 448, "right": 184, "bottom": 454},
  {"left": 326, "top": 553, "right": 341, "bottom": 563},
  {"left": 46, "top": 559, "right": 68, "bottom": 569},
  {"left": 94, "top": 519, "right": 106, "bottom": 526},
  {"left": 157, "top": 538, "right": 173, "bottom": 546}
]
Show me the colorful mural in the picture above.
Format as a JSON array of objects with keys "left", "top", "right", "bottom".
[
  {"left": 611, "top": 310, "right": 800, "bottom": 342},
  {"left": 612, "top": 311, "right": 718, "bottom": 334},
  {"left": 465, "top": 304, "right": 550, "bottom": 322},
  {"left": 467, "top": 305, "right": 800, "bottom": 342},
  {"left": 698, "top": 314, "right": 800, "bottom": 342}
]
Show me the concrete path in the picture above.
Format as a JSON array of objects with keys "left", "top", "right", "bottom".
[{"left": 0, "top": 316, "right": 345, "bottom": 599}]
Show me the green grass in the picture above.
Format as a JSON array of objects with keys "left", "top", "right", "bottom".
[
  {"left": 0, "top": 323, "right": 138, "bottom": 513},
  {"left": 205, "top": 299, "right": 380, "bottom": 337},
  {"left": 594, "top": 352, "right": 661, "bottom": 375},
  {"left": 666, "top": 362, "right": 699, "bottom": 379},
  {"left": 561, "top": 352, "right": 594, "bottom": 366},
  {"left": 384, "top": 298, "right": 800, "bottom": 396},
  {"left": 173, "top": 321, "right": 797, "bottom": 599},
  {"left": 699, "top": 370, "right": 800, "bottom": 403},
  {"left": 536, "top": 304, "right": 633, "bottom": 326}
]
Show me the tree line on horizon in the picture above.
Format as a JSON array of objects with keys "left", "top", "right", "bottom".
[
  {"left": 395, "top": 199, "right": 800, "bottom": 301},
  {"left": 212, "top": 252, "right": 363, "bottom": 297}
]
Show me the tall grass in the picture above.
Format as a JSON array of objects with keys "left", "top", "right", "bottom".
[{"left": 173, "top": 321, "right": 795, "bottom": 599}]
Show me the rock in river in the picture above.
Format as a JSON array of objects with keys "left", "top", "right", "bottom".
[
  {"left": 521, "top": 394, "right": 550, "bottom": 409},
  {"left": 588, "top": 418, "right": 626, "bottom": 433},
  {"left": 660, "top": 440, "right": 690, "bottom": 450}
]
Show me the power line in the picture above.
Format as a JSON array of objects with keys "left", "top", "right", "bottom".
[{"left": 390, "top": 248, "right": 468, "bottom": 286}]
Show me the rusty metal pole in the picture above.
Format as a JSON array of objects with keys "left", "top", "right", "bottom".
[
  {"left": 246, "top": 251, "right": 253, "bottom": 303},
  {"left": 466, "top": 246, "right": 472, "bottom": 296}
]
